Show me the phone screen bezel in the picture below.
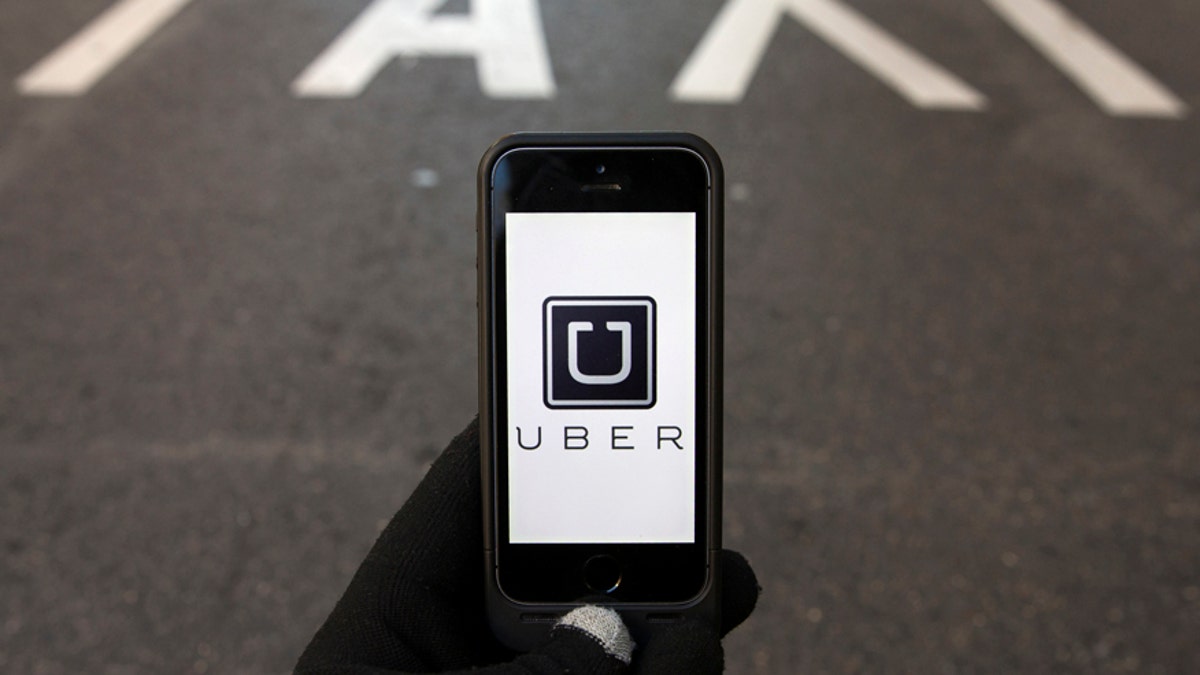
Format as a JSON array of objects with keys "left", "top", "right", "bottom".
[{"left": 485, "top": 145, "right": 716, "bottom": 603}]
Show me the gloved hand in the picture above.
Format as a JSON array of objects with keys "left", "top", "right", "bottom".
[{"left": 296, "top": 418, "right": 759, "bottom": 674}]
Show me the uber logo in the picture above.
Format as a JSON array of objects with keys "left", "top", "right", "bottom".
[{"left": 544, "top": 297, "right": 655, "bottom": 409}]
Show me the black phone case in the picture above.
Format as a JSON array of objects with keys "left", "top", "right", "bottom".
[{"left": 477, "top": 131, "right": 724, "bottom": 652}]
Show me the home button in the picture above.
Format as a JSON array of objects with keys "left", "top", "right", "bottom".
[{"left": 583, "top": 555, "right": 622, "bottom": 594}]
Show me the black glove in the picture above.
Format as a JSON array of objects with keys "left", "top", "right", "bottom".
[{"left": 296, "top": 418, "right": 759, "bottom": 674}]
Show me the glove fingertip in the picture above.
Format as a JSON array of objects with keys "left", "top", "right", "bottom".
[
  {"left": 508, "top": 606, "right": 631, "bottom": 675},
  {"left": 556, "top": 606, "right": 635, "bottom": 664}
]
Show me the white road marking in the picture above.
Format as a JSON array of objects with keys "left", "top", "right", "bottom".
[
  {"left": 17, "top": 0, "right": 195, "bottom": 96},
  {"left": 984, "top": 0, "right": 1186, "bottom": 118},
  {"left": 671, "top": 0, "right": 986, "bottom": 110},
  {"left": 292, "top": 0, "right": 554, "bottom": 98},
  {"left": 12, "top": 0, "right": 1186, "bottom": 119}
]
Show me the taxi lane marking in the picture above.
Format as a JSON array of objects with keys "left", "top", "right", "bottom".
[
  {"left": 291, "top": 0, "right": 555, "bottom": 98},
  {"left": 984, "top": 0, "right": 1186, "bottom": 118},
  {"left": 671, "top": 0, "right": 987, "bottom": 110},
  {"left": 17, "top": 0, "right": 195, "bottom": 95}
]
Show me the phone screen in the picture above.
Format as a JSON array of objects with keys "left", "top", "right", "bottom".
[
  {"left": 504, "top": 212, "right": 697, "bottom": 544},
  {"left": 485, "top": 143, "right": 714, "bottom": 603}
]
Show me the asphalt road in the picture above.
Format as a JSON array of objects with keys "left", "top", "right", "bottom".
[{"left": 2, "top": 0, "right": 1199, "bottom": 673}]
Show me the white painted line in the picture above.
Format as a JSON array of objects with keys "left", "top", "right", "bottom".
[
  {"left": 792, "top": 0, "right": 986, "bottom": 109},
  {"left": 672, "top": 0, "right": 986, "bottom": 110},
  {"left": 984, "top": 0, "right": 1186, "bottom": 117},
  {"left": 671, "top": 0, "right": 783, "bottom": 104},
  {"left": 17, "top": 0, "right": 195, "bottom": 96},
  {"left": 292, "top": 0, "right": 554, "bottom": 99}
]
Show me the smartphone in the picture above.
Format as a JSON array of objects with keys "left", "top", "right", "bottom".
[{"left": 478, "top": 132, "right": 723, "bottom": 650}]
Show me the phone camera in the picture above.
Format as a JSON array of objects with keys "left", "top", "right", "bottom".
[{"left": 595, "top": 164, "right": 606, "bottom": 175}]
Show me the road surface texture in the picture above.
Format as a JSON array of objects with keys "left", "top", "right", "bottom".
[{"left": 2, "top": 0, "right": 1198, "bottom": 672}]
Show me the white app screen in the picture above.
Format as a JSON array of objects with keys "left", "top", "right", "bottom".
[{"left": 505, "top": 212, "right": 696, "bottom": 544}]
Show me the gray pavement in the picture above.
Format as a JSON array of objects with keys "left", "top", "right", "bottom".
[{"left": 2, "top": 0, "right": 1199, "bottom": 672}]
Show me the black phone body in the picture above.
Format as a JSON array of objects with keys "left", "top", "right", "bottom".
[{"left": 478, "top": 132, "right": 723, "bottom": 650}]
